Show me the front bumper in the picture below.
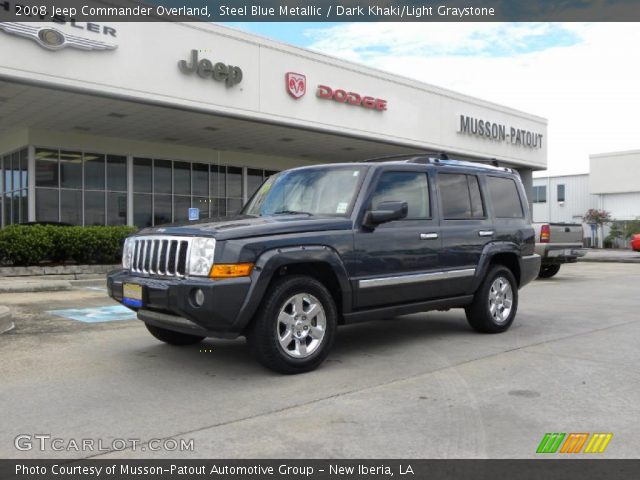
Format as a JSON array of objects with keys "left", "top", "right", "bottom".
[
  {"left": 107, "top": 270, "right": 252, "bottom": 339},
  {"left": 519, "top": 254, "right": 541, "bottom": 288}
]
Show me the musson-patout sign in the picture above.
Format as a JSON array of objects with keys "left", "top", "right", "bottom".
[{"left": 458, "top": 114, "right": 543, "bottom": 149}]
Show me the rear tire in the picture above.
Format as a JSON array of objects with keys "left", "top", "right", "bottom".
[
  {"left": 538, "top": 264, "right": 561, "bottom": 278},
  {"left": 247, "top": 275, "right": 337, "bottom": 374},
  {"left": 465, "top": 265, "right": 518, "bottom": 333},
  {"left": 145, "top": 323, "right": 205, "bottom": 346}
]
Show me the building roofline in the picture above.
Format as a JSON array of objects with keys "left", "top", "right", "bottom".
[{"left": 590, "top": 149, "right": 640, "bottom": 158}]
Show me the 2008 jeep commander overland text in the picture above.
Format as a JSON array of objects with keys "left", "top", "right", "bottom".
[{"left": 108, "top": 155, "right": 541, "bottom": 374}]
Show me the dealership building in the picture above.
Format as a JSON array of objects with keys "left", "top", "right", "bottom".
[{"left": 0, "top": 19, "right": 547, "bottom": 228}]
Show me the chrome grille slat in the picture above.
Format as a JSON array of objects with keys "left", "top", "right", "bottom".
[{"left": 129, "top": 236, "right": 195, "bottom": 278}]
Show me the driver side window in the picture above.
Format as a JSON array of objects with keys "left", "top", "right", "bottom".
[{"left": 370, "top": 171, "right": 430, "bottom": 219}]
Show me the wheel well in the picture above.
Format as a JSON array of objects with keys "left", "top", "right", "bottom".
[
  {"left": 273, "top": 262, "right": 344, "bottom": 324},
  {"left": 489, "top": 253, "right": 521, "bottom": 286}
]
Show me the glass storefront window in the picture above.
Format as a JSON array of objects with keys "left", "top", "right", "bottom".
[
  {"left": 227, "top": 166, "right": 243, "bottom": 199},
  {"left": 85, "top": 191, "right": 106, "bottom": 226},
  {"left": 36, "top": 188, "right": 59, "bottom": 222},
  {"left": 154, "top": 159, "right": 172, "bottom": 194},
  {"left": 210, "top": 165, "right": 226, "bottom": 198},
  {"left": 193, "top": 197, "right": 209, "bottom": 218},
  {"left": 107, "top": 155, "right": 127, "bottom": 192},
  {"left": 210, "top": 198, "right": 225, "bottom": 218},
  {"left": 107, "top": 191, "right": 127, "bottom": 225},
  {"left": 60, "top": 189, "right": 82, "bottom": 225},
  {"left": 133, "top": 158, "right": 152, "bottom": 193},
  {"left": 174, "top": 161, "right": 190, "bottom": 196},
  {"left": 133, "top": 193, "right": 152, "bottom": 228},
  {"left": 192, "top": 163, "right": 208, "bottom": 197},
  {"left": 153, "top": 194, "right": 172, "bottom": 226},
  {"left": 84, "top": 153, "right": 105, "bottom": 190},
  {"left": 35, "top": 149, "right": 59, "bottom": 188},
  {"left": 174, "top": 195, "right": 191, "bottom": 222},
  {"left": 60, "top": 151, "right": 83, "bottom": 189}
]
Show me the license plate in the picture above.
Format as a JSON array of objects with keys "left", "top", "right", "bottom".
[{"left": 123, "top": 283, "right": 143, "bottom": 308}]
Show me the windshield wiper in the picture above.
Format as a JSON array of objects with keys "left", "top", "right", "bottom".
[{"left": 272, "top": 210, "right": 313, "bottom": 216}]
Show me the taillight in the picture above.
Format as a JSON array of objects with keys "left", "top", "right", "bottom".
[{"left": 540, "top": 224, "right": 550, "bottom": 243}]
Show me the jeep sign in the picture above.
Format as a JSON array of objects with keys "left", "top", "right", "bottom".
[{"left": 178, "top": 49, "right": 243, "bottom": 87}]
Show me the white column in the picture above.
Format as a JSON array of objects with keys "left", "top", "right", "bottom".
[
  {"left": 126, "top": 155, "right": 134, "bottom": 226},
  {"left": 27, "top": 145, "right": 36, "bottom": 222}
]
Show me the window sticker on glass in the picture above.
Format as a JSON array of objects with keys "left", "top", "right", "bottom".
[{"left": 336, "top": 202, "right": 349, "bottom": 214}]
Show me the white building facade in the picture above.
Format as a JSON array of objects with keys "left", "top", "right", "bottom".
[
  {"left": 533, "top": 150, "right": 640, "bottom": 246},
  {"left": 0, "top": 19, "right": 547, "bottom": 228}
]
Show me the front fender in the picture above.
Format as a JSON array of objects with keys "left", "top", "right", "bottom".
[{"left": 233, "top": 245, "right": 353, "bottom": 331}]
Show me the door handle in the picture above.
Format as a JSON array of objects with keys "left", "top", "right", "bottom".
[
  {"left": 478, "top": 230, "right": 494, "bottom": 237},
  {"left": 420, "top": 233, "right": 439, "bottom": 240}
]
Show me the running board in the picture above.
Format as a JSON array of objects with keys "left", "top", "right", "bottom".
[{"left": 343, "top": 295, "right": 473, "bottom": 324}]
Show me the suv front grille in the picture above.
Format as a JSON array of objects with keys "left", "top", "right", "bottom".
[{"left": 131, "top": 236, "right": 192, "bottom": 277}]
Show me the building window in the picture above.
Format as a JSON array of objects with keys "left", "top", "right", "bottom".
[
  {"left": 1, "top": 148, "right": 29, "bottom": 226},
  {"left": 532, "top": 185, "right": 547, "bottom": 203},
  {"left": 35, "top": 148, "right": 128, "bottom": 226},
  {"left": 557, "top": 184, "right": 565, "bottom": 202}
]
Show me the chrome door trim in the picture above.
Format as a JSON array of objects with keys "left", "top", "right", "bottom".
[{"left": 358, "top": 268, "right": 476, "bottom": 289}]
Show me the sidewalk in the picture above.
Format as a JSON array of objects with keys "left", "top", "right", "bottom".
[
  {"left": 580, "top": 249, "right": 640, "bottom": 263},
  {"left": 0, "top": 305, "right": 13, "bottom": 334}
]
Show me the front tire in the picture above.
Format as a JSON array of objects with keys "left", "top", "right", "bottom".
[
  {"left": 247, "top": 275, "right": 337, "bottom": 374},
  {"left": 538, "top": 264, "right": 561, "bottom": 278},
  {"left": 145, "top": 323, "right": 205, "bottom": 346},
  {"left": 465, "top": 265, "right": 518, "bottom": 333}
]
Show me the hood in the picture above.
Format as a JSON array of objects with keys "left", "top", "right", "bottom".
[{"left": 137, "top": 214, "right": 353, "bottom": 240}]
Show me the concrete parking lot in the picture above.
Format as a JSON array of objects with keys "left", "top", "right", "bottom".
[{"left": 1, "top": 262, "right": 639, "bottom": 459}]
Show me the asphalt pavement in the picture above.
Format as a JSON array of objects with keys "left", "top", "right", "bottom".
[{"left": 1, "top": 262, "right": 639, "bottom": 459}]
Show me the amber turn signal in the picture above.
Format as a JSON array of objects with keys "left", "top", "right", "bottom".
[{"left": 209, "top": 263, "right": 254, "bottom": 279}]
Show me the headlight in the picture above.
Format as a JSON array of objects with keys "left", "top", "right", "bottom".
[
  {"left": 188, "top": 237, "right": 216, "bottom": 276},
  {"left": 122, "top": 237, "right": 135, "bottom": 269}
]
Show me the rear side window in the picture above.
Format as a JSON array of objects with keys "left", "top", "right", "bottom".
[
  {"left": 439, "top": 173, "right": 485, "bottom": 219},
  {"left": 370, "top": 171, "right": 430, "bottom": 219},
  {"left": 487, "top": 176, "right": 524, "bottom": 218}
]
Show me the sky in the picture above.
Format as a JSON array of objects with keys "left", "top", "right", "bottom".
[{"left": 224, "top": 22, "right": 640, "bottom": 176}]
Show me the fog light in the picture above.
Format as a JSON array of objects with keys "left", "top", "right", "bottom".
[{"left": 193, "top": 288, "right": 205, "bottom": 307}]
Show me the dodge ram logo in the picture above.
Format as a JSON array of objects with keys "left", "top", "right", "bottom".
[{"left": 286, "top": 72, "right": 306, "bottom": 99}]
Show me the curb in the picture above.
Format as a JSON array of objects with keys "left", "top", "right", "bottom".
[
  {"left": 0, "top": 280, "right": 72, "bottom": 294},
  {"left": 0, "top": 305, "right": 14, "bottom": 334},
  {"left": 580, "top": 258, "right": 640, "bottom": 264}
]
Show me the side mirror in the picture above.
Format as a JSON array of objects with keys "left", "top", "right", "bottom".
[{"left": 364, "top": 201, "right": 408, "bottom": 229}]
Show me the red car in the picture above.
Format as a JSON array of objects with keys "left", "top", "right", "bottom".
[{"left": 631, "top": 234, "right": 640, "bottom": 252}]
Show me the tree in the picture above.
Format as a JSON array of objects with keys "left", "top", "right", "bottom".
[{"left": 583, "top": 209, "right": 612, "bottom": 248}]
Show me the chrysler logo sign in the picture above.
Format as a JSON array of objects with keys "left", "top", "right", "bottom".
[
  {"left": 286, "top": 72, "right": 306, "bottom": 99},
  {"left": 0, "top": 22, "right": 117, "bottom": 51}
]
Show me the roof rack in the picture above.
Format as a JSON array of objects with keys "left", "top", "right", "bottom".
[
  {"left": 418, "top": 158, "right": 514, "bottom": 173},
  {"left": 362, "top": 151, "right": 449, "bottom": 162},
  {"left": 361, "top": 152, "right": 514, "bottom": 173}
]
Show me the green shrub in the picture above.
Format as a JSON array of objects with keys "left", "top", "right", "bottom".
[{"left": 0, "top": 225, "right": 137, "bottom": 266}]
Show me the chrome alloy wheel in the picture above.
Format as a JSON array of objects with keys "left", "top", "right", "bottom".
[
  {"left": 276, "top": 293, "right": 326, "bottom": 359},
  {"left": 488, "top": 276, "right": 513, "bottom": 324}
]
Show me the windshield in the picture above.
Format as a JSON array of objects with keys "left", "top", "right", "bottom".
[{"left": 242, "top": 166, "right": 367, "bottom": 217}]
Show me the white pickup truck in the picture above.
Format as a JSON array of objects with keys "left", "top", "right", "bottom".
[{"left": 533, "top": 223, "right": 587, "bottom": 278}]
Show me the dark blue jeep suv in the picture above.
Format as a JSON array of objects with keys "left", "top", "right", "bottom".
[{"left": 108, "top": 155, "right": 540, "bottom": 373}]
